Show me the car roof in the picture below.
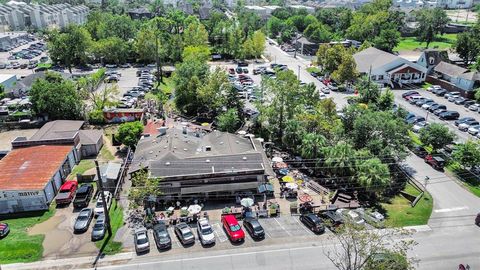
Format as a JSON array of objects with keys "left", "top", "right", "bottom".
[
  {"left": 61, "top": 181, "right": 76, "bottom": 189},
  {"left": 77, "top": 184, "right": 92, "bottom": 193},
  {"left": 223, "top": 215, "right": 239, "bottom": 225},
  {"left": 246, "top": 218, "right": 261, "bottom": 227},
  {"left": 80, "top": 208, "right": 91, "bottom": 214},
  {"left": 153, "top": 223, "right": 167, "bottom": 231}
]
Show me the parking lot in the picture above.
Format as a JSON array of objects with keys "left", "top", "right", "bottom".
[
  {"left": 134, "top": 215, "right": 331, "bottom": 256},
  {"left": 394, "top": 88, "right": 480, "bottom": 142}
]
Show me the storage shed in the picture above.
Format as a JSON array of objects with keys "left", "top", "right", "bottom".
[{"left": 0, "top": 145, "right": 77, "bottom": 214}]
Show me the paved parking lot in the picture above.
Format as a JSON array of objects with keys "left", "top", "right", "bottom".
[
  {"left": 393, "top": 89, "right": 479, "bottom": 142},
  {"left": 135, "top": 215, "right": 330, "bottom": 256}
]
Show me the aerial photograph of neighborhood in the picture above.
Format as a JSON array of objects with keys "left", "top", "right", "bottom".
[{"left": 0, "top": 0, "right": 479, "bottom": 269}]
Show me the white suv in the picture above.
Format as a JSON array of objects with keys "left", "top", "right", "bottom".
[
  {"left": 197, "top": 218, "right": 215, "bottom": 245},
  {"left": 94, "top": 191, "right": 112, "bottom": 217}
]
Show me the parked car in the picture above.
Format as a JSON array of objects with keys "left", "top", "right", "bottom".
[
  {"left": 235, "top": 67, "right": 243, "bottom": 74},
  {"left": 319, "top": 211, "right": 344, "bottom": 232},
  {"left": 153, "top": 221, "right": 172, "bottom": 250},
  {"left": 454, "top": 97, "right": 467, "bottom": 105},
  {"left": 434, "top": 89, "right": 447, "bottom": 96},
  {"left": 428, "top": 104, "right": 446, "bottom": 112},
  {"left": 328, "top": 82, "right": 339, "bottom": 91},
  {"left": 91, "top": 214, "right": 106, "bottom": 241},
  {"left": 406, "top": 116, "right": 426, "bottom": 125},
  {"left": 467, "top": 124, "right": 480, "bottom": 135},
  {"left": 444, "top": 91, "right": 460, "bottom": 99},
  {"left": 464, "top": 100, "right": 476, "bottom": 108},
  {"left": 175, "top": 222, "right": 195, "bottom": 245},
  {"left": 134, "top": 228, "right": 150, "bottom": 253},
  {"left": 412, "top": 121, "right": 428, "bottom": 133},
  {"left": 0, "top": 223, "right": 10, "bottom": 237},
  {"left": 73, "top": 183, "right": 94, "bottom": 208},
  {"left": 197, "top": 218, "right": 215, "bottom": 245},
  {"left": 425, "top": 155, "right": 445, "bottom": 170},
  {"left": 439, "top": 111, "right": 460, "bottom": 120},
  {"left": 337, "top": 209, "right": 365, "bottom": 226},
  {"left": 448, "top": 94, "right": 461, "bottom": 102},
  {"left": 402, "top": 90, "right": 419, "bottom": 99},
  {"left": 321, "top": 87, "right": 330, "bottom": 94},
  {"left": 405, "top": 113, "right": 416, "bottom": 122},
  {"left": 74, "top": 208, "right": 93, "bottom": 233},
  {"left": 455, "top": 117, "right": 476, "bottom": 126},
  {"left": 468, "top": 103, "right": 480, "bottom": 112},
  {"left": 105, "top": 64, "right": 118, "bottom": 68},
  {"left": 222, "top": 215, "right": 245, "bottom": 242},
  {"left": 421, "top": 101, "right": 436, "bottom": 110},
  {"left": 433, "top": 108, "right": 447, "bottom": 116},
  {"left": 412, "top": 145, "right": 428, "bottom": 158},
  {"left": 416, "top": 98, "right": 433, "bottom": 106},
  {"left": 458, "top": 120, "right": 479, "bottom": 131},
  {"left": 105, "top": 75, "right": 119, "bottom": 83},
  {"left": 300, "top": 213, "right": 325, "bottom": 234},
  {"left": 94, "top": 191, "right": 112, "bottom": 217},
  {"left": 55, "top": 180, "right": 78, "bottom": 205},
  {"left": 243, "top": 218, "right": 265, "bottom": 240},
  {"left": 120, "top": 63, "right": 131, "bottom": 68}
]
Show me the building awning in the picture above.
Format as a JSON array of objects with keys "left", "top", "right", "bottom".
[{"left": 180, "top": 182, "right": 260, "bottom": 194}]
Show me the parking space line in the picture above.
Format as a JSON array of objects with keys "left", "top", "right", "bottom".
[
  {"left": 292, "top": 216, "right": 314, "bottom": 236},
  {"left": 212, "top": 223, "right": 228, "bottom": 243},
  {"left": 264, "top": 230, "right": 272, "bottom": 239},
  {"left": 168, "top": 227, "right": 182, "bottom": 248},
  {"left": 274, "top": 217, "right": 292, "bottom": 236}
]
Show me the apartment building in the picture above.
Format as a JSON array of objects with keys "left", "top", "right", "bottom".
[{"left": 0, "top": 1, "right": 88, "bottom": 31}]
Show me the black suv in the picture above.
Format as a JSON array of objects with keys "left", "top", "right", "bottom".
[
  {"left": 243, "top": 218, "right": 265, "bottom": 240},
  {"left": 300, "top": 214, "right": 325, "bottom": 234},
  {"left": 439, "top": 111, "right": 459, "bottom": 120},
  {"left": 153, "top": 222, "right": 172, "bottom": 250},
  {"left": 73, "top": 184, "right": 94, "bottom": 209}
]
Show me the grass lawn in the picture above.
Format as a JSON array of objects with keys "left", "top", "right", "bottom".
[
  {"left": 421, "top": 82, "right": 432, "bottom": 90},
  {"left": 395, "top": 34, "right": 457, "bottom": 51},
  {"left": 306, "top": 66, "right": 322, "bottom": 74},
  {"left": 381, "top": 183, "right": 433, "bottom": 227},
  {"left": 36, "top": 63, "right": 52, "bottom": 69},
  {"left": 157, "top": 77, "right": 175, "bottom": 95},
  {"left": 0, "top": 205, "right": 55, "bottom": 264},
  {"left": 446, "top": 163, "right": 480, "bottom": 198},
  {"left": 67, "top": 160, "right": 95, "bottom": 180},
  {"left": 95, "top": 199, "right": 124, "bottom": 255},
  {"left": 99, "top": 146, "right": 115, "bottom": 161}
]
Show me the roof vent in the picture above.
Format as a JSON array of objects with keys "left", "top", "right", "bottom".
[
  {"left": 205, "top": 146, "right": 212, "bottom": 151},
  {"left": 236, "top": 141, "right": 239, "bottom": 144},
  {"left": 149, "top": 151, "right": 153, "bottom": 154},
  {"left": 183, "top": 148, "right": 188, "bottom": 151},
  {"left": 165, "top": 162, "right": 170, "bottom": 166},
  {"left": 219, "top": 141, "right": 224, "bottom": 145},
  {"left": 206, "top": 159, "right": 210, "bottom": 163},
  {"left": 242, "top": 156, "right": 247, "bottom": 160}
]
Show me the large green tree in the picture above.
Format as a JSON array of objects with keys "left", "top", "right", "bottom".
[
  {"left": 116, "top": 121, "right": 144, "bottom": 149},
  {"left": 217, "top": 109, "right": 240, "bottom": 133},
  {"left": 452, "top": 141, "right": 480, "bottom": 169},
  {"left": 30, "top": 72, "right": 82, "bottom": 120},
  {"left": 48, "top": 25, "right": 92, "bottom": 73},
  {"left": 419, "top": 123, "right": 456, "bottom": 153},
  {"left": 357, "top": 158, "right": 391, "bottom": 195},
  {"left": 414, "top": 8, "right": 450, "bottom": 48},
  {"left": 92, "top": 37, "right": 130, "bottom": 64},
  {"left": 455, "top": 31, "right": 480, "bottom": 66}
]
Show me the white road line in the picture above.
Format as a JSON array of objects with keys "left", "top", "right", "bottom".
[
  {"left": 274, "top": 217, "right": 292, "bottom": 236},
  {"left": 212, "top": 223, "right": 227, "bottom": 243},
  {"left": 434, "top": 206, "right": 469, "bottom": 213},
  {"left": 292, "top": 216, "right": 314, "bottom": 236}
]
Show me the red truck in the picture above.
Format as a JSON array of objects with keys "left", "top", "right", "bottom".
[{"left": 55, "top": 181, "right": 78, "bottom": 205}]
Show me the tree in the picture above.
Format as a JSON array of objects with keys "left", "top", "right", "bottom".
[
  {"left": 323, "top": 142, "right": 356, "bottom": 177},
  {"left": 376, "top": 88, "right": 395, "bottom": 111},
  {"left": 128, "top": 169, "right": 162, "bottom": 209},
  {"left": 266, "top": 16, "right": 284, "bottom": 37},
  {"left": 48, "top": 25, "right": 92, "bottom": 73},
  {"left": 357, "top": 158, "right": 391, "bottom": 195},
  {"left": 455, "top": 31, "right": 480, "bottom": 66},
  {"left": 419, "top": 123, "right": 456, "bottom": 152},
  {"left": 303, "top": 22, "right": 332, "bottom": 43},
  {"left": 452, "top": 141, "right": 480, "bottom": 169},
  {"left": 0, "top": 85, "right": 5, "bottom": 100},
  {"left": 182, "top": 45, "right": 211, "bottom": 63},
  {"left": 197, "top": 67, "right": 230, "bottom": 117},
  {"left": 217, "top": 109, "right": 240, "bottom": 133},
  {"left": 92, "top": 37, "right": 130, "bottom": 64},
  {"left": 116, "top": 121, "right": 144, "bottom": 148},
  {"left": 299, "top": 132, "right": 326, "bottom": 159},
  {"left": 332, "top": 53, "right": 358, "bottom": 84},
  {"left": 241, "top": 38, "right": 255, "bottom": 59},
  {"left": 89, "top": 84, "right": 119, "bottom": 111},
  {"left": 282, "top": 119, "right": 306, "bottom": 151},
  {"left": 87, "top": 109, "right": 105, "bottom": 125},
  {"left": 414, "top": 8, "right": 450, "bottom": 48},
  {"left": 325, "top": 222, "right": 416, "bottom": 270},
  {"left": 356, "top": 76, "right": 381, "bottom": 104},
  {"left": 373, "top": 27, "right": 400, "bottom": 53},
  {"left": 30, "top": 72, "right": 82, "bottom": 120},
  {"left": 251, "top": 31, "right": 266, "bottom": 58},
  {"left": 183, "top": 21, "right": 209, "bottom": 47}
]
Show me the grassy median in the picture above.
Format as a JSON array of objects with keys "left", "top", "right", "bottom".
[
  {"left": 0, "top": 205, "right": 55, "bottom": 264},
  {"left": 95, "top": 199, "right": 124, "bottom": 255}
]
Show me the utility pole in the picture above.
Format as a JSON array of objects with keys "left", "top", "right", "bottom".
[
  {"left": 297, "top": 65, "right": 300, "bottom": 80},
  {"left": 293, "top": 32, "right": 299, "bottom": 59},
  {"left": 95, "top": 160, "right": 112, "bottom": 235}
]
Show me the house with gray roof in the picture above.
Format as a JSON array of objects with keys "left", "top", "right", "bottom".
[
  {"left": 12, "top": 120, "right": 103, "bottom": 158},
  {"left": 432, "top": 61, "right": 480, "bottom": 93},
  {"left": 129, "top": 122, "right": 268, "bottom": 201},
  {"left": 353, "top": 47, "right": 427, "bottom": 88}
]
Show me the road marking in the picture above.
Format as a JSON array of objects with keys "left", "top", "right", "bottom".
[
  {"left": 212, "top": 223, "right": 227, "bottom": 243},
  {"left": 274, "top": 217, "right": 292, "bottom": 236},
  {"left": 292, "top": 216, "right": 314, "bottom": 236},
  {"left": 434, "top": 206, "right": 469, "bottom": 213}
]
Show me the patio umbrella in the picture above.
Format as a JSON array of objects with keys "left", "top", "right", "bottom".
[
  {"left": 282, "top": 175, "right": 295, "bottom": 183},
  {"left": 278, "top": 168, "right": 289, "bottom": 176},
  {"left": 272, "top": 157, "right": 283, "bottom": 162},
  {"left": 298, "top": 194, "right": 313, "bottom": 203},
  {"left": 240, "top": 198, "right": 255, "bottom": 208},
  {"left": 201, "top": 122, "right": 210, "bottom": 126},
  {"left": 238, "top": 130, "right": 247, "bottom": 135},
  {"left": 187, "top": 204, "right": 202, "bottom": 215},
  {"left": 285, "top": 182, "right": 298, "bottom": 190}
]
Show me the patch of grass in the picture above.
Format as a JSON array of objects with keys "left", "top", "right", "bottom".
[
  {"left": 306, "top": 66, "right": 322, "bottom": 74},
  {"left": 0, "top": 204, "right": 56, "bottom": 264},
  {"left": 67, "top": 160, "right": 95, "bottom": 180},
  {"left": 95, "top": 199, "right": 124, "bottom": 254},
  {"left": 446, "top": 162, "right": 480, "bottom": 197},
  {"left": 381, "top": 184, "right": 433, "bottom": 227},
  {"left": 156, "top": 77, "right": 175, "bottom": 95},
  {"left": 421, "top": 82, "right": 432, "bottom": 90},
  {"left": 36, "top": 63, "right": 52, "bottom": 69},
  {"left": 395, "top": 34, "right": 457, "bottom": 51},
  {"left": 99, "top": 146, "right": 115, "bottom": 161}
]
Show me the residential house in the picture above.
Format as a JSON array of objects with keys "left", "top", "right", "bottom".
[
  {"left": 429, "top": 61, "right": 480, "bottom": 97},
  {"left": 129, "top": 122, "right": 269, "bottom": 202},
  {"left": 8, "top": 71, "right": 71, "bottom": 98},
  {"left": 416, "top": 49, "right": 450, "bottom": 74},
  {"left": 128, "top": 7, "right": 152, "bottom": 20},
  {"left": 353, "top": 47, "right": 427, "bottom": 88}
]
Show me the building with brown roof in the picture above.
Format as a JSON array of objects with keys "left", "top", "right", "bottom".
[{"left": 0, "top": 145, "right": 77, "bottom": 214}]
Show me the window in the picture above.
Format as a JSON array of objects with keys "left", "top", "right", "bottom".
[
  {"left": 378, "top": 75, "right": 384, "bottom": 80},
  {"left": 371, "top": 75, "right": 377, "bottom": 80}
]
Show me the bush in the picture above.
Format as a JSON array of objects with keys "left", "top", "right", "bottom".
[{"left": 87, "top": 109, "right": 105, "bottom": 124}]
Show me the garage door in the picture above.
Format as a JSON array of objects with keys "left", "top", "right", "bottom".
[
  {"left": 44, "top": 181, "right": 55, "bottom": 203},
  {"left": 53, "top": 171, "right": 62, "bottom": 191}
]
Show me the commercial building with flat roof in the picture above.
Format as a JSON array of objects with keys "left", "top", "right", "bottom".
[{"left": 0, "top": 145, "right": 77, "bottom": 213}]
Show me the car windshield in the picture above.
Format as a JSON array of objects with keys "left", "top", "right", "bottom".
[
  {"left": 96, "top": 201, "right": 103, "bottom": 207},
  {"left": 201, "top": 227, "right": 213, "bottom": 235},
  {"left": 183, "top": 231, "right": 193, "bottom": 238},
  {"left": 230, "top": 225, "right": 241, "bottom": 232},
  {"left": 94, "top": 223, "right": 104, "bottom": 229},
  {"left": 78, "top": 215, "right": 88, "bottom": 221},
  {"left": 137, "top": 237, "right": 148, "bottom": 245}
]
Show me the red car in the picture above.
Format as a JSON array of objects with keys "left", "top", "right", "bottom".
[
  {"left": 424, "top": 155, "right": 445, "bottom": 170},
  {"left": 221, "top": 215, "right": 245, "bottom": 242},
  {"left": 0, "top": 223, "right": 9, "bottom": 237},
  {"left": 228, "top": 68, "right": 235, "bottom": 75},
  {"left": 55, "top": 180, "right": 78, "bottom": 205}
]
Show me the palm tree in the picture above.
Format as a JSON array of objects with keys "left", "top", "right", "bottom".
[
  {"left": 357, "top": 158, "right": 391, "bottom": 196},
  {"left": 299, "top": 132, "right": 326, "bottom": 160},
  {"left": 323, "top": 142, "right": 356, "bottom": 177}
]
